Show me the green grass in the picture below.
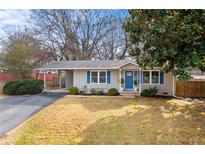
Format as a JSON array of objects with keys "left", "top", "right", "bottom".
[{"left": 1, "top": 97, "right": 205, "bottom": 144}]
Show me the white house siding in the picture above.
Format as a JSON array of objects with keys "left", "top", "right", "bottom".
[
  {"left": 73, "top": 69, "right": 120, "bottom": 92},
  {"left": 141, "top": 73, "right": 174, "bottom": 96},
  {"left": 65, "top": 70, "right": 73, "bottom": 88},
  {"left": 121, "top": 70, "right": 138, "bottom": 79},
  {"left": 120, "top": 64, "right": 139, "bottom": 87},
  {"left": 120, "top": 63, "right": 139, "bottom": 70}
]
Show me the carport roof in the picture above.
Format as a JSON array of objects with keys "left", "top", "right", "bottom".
[{"left": 37, "top": 60, "right": 139, "bottom": 70}]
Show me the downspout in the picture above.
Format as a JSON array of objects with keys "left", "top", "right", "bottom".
[
  {"left": 43, "top": 72, "right": 47, "bottom": 92},
  {"left": 139, "top": 68, "right": 142, "bottom": 95},
  {"left": 119, "top": 69, "right": 122, "bottom": 93},
  {"left": 173, "top": 76, "right": 176, "bottom": 97},
  {"left": 59, "top": 70, "right": 62, "bottom": 89}
]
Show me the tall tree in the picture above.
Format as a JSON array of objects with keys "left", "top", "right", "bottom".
[
  {"left": 30, "top": 10, "right": 129, "bottom": 60},
  {"left": 95, "top": 15, "right": 129, "bottom": 60},
  {"left": 124, "top": 10, "right": 205, "bottom": 80},
  {"left": 0, "top": 29, "right": 52, "bottom": 78}
]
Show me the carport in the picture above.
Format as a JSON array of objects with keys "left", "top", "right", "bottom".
[{"left": 35, "top": 69, "right": 66, "bottom": 92}]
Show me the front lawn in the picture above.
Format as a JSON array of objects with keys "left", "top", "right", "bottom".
[{"left": 1, "top": 96, "right": 205, "bottom": 144}]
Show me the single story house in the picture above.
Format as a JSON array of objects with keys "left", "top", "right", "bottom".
[{"left": 37, "top": 60, "right": 176, "bottom": 96}]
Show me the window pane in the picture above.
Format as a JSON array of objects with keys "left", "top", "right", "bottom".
[
  {"left": 91, "top": 71, "right": 98, "bottom": 83},
  {"left": 152, "top": 71, "right": 159, "bottom": 84},
  {"left": 143, "top": 71, "right": 150, "bottom": 84},
  {"left": 134, "top": 71, "right": 138, "bottom": 80},
  {"left": 99, "top": 72, "right": 106, "bottom": 83}
]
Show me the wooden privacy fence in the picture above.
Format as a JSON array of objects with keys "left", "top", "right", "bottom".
[{"left": 176, "top": 80, "right": 205, "bottom": 97}]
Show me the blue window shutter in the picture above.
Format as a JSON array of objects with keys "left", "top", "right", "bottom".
[
  {"left": 138, "top": 70, "right": 142, "bottom": 84},
  {"left": 160, "top": 71, "right": 164, "bottom": 84},
  {"left": 87, "top": 71, "right": 90, "bottom": 84},
  {"left": 107, "top": 71, "right": 111, "bottom": 84}
]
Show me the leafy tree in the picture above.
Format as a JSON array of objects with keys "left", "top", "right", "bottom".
[
  {"left": 0, "top": 29, "right": 52, "bottom": 78},
  {"left": 124, "top": 10, "right": 205, "bottom": 80}
]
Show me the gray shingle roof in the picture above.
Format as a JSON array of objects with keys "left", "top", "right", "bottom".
[{"left": 38, "top": 60, "right": 137, "bottom": 70}]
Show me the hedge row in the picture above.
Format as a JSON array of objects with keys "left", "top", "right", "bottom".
[
  {"left": 68, "top": 86, "right": 119, "bottom": 96},
  {"left": 3, "top": 79, "right": 43, "bottom": 95},
  {"left": 141, "top": 87, "right": 158, "bottom": 97}
]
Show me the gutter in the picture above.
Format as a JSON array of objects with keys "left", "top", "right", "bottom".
[{"left": 173, "top": 76, "right": 176, "bottom": 97}]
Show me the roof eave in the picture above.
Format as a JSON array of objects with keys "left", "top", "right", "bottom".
[
  {"left": 117, "top": 61, "right": 139, "bottom": 69},
  {"left": 35, "top": 67, "right": 120, "bottom": 71}
]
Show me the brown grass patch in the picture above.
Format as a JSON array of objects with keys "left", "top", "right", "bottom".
[{"left": 1, "top": 97, "right": 205, "bottom": 144}]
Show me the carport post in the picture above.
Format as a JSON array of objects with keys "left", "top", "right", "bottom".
[
  {"left": 59, "top": 70, "right": 62, "bottom": 89},
  {"left": 43, "top": 72, "right": 47, "bottom": 92},
  {"left": 173, "top": 76, "right": 176, "bottom": 97}
]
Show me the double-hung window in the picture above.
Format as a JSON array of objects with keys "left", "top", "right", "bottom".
[
  {"left": 142, "top": 70, "right": 160, "bottom": 84},
  {"left": 99, "top": 71, "right": 106, "bottom": 83},
  {"left": 91, "top": 71, "right": 107, "bottom": 84},
  {"left": 151, "top": 71, "right": 159, "bottom": 84},
  {"left": 142, "top": 71, "right": 150, "bottom": 84},
  {"left": 91, "top": 71, "right": 98, "bottom": 83}
]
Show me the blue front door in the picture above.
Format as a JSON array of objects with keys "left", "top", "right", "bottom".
[{"left": 125, "top": 71, "right": 133, "bottom": 90}]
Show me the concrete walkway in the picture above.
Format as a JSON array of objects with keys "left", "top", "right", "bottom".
[
  {"left": 64, "top": 94, "right": 136, "bottom": 98},
  {"left": 0, "top": 92, "right": 66, "bottom": 137}
]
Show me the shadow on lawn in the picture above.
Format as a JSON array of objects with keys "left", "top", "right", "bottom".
[{"left": 79, "top": 99, "right": 205, "bottom": 145}]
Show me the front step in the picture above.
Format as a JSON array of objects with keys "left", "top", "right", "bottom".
[{"left": 121, "top": 91, "right": 141, "bottom": 97}]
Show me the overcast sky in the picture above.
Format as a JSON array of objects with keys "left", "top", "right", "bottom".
[
  {"left": 0, "top": 9, "right": 127, "bottom": 28},
  {"left": 0, "top": 10, "right": 32, "bottom": 34},
  {"left": 0, "top": 9, "right": 128, "bottom": 52}
]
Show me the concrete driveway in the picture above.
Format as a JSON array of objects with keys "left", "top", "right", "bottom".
[{"left": 0, "top": 92, "right": 66, "bottom": 137}]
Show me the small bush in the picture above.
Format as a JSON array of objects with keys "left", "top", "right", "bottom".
[
  {"left": 68, "top": 86, "right": 79, "bottom": 95},
  {"left": 141, "top": 87, "right": 158, "bottom": 97},
  {"left": 149, "top": 87, "right": 158, "bottom": 96},
  {"left": 90, "top": 88, "right": 104, "bottom": 95},
  {"left": 90, "top": 88, "right": 96, "bottom": 94},
  {"left": 134, "top": 79, "right": 138, "bottom": 86},
  {"left": 108, "top": 88, "right": 119, "bottom": 96},
  {"left": 3, "top": 79, "right": 43, "bottom": 95},
  {"left": 121, "top": 78, "right": 124, "bottom": 85},
  {"left": 141, "top": 89, "right": 150, "bottom": 97}
]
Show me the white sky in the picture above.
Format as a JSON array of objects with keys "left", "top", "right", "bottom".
[{"left": 0, "top": 9, "right": 31, "bottom": 35}]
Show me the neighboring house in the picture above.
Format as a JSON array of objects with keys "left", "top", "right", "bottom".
[
  {"left": 0, "top": 69, "right": 58, "bottom": 81},
  {"left": 0, "top": 66, "right": 19, "bottom": 81},
  {"left": 189, "top": 70, "right": 205, "bottom": 81},
  {"left": 31, "top": 72, "right": 59, "bottom": 81},
  {"left": 0, "top": 66, "right": 7, "bottom": 73},
  {"left": 37, "top": 60, "right": 175, "bottom": 96},
  {"left": 0, "top": 72, "right": 19, "bottom": 81}
]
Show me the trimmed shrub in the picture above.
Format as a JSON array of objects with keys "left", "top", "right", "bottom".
[
  {"left": 68, "top": 86, "right": 79, "bottom": 95},
  {"left": 90, "top": 88, "right": 104, "bottom": 95},
  {"left": 149, "top": 87, "right": 158, "bottom": 97},
  {"left": 141, "top": 89, "right": 150, "bottom": 97},
  {"left": 108, "top": 88, "right": 119, "bottom": 96},
  {"left": 141, "top": 87, "right": 158, "bottom": 97},
  {"left": 3, "top": 79, "right": 43, "bottom": 95},
  {"left": 134, "top": 79, "right": 138, "bottom": 86},
  {"left": 121, "top": 78, "right": 124, "bottom": 85}
]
